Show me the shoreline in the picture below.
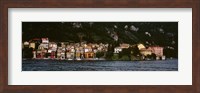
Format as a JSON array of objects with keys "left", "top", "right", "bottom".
[{"left": 22, "top": 58, "right": 177, "bottom": 62}]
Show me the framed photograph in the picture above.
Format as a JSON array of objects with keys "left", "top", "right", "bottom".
[{"left": 0, "top": 0, "right": 199, "bottom": 93}]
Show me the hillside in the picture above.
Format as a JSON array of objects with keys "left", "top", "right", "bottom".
[{"left": 23, "top": 22, "right": 177, "bottom": 45}]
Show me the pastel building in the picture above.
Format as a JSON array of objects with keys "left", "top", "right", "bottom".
[
  {"left": 57, "top": 47, "right": 65, "bottom": 59},
  {"left": 120, "top": 43, "right": 130, "bottom": 49},
  {"left": 41, "top": 38, "right": 49, "bottom": 43},
  {"left": 84, "top": 46, "right": 94, "bottom": 58},
  {"left": 149, "top": 46, "right": 163, "bottom": 57},
  {"left": 137, "top": 43, "right": 146, "bottom": 50},
  {"left": 137, "top": 44, "right": 165, "bottom": 60},
  {"left": 29, "top": 42, "right": 36, "bottom": 49},
  {"left": 139, "top": 48, "right": 152, "bottom": 56},
  {"left": 66, "top": 46, "right": 75, "bottom": 59},
  {"left": 48, "top": 42, "right": 57, "bottom": 59}
]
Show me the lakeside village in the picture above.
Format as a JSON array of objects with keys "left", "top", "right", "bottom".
[{"left": 22, "top": 38, "right": 166, "bottom": 61}]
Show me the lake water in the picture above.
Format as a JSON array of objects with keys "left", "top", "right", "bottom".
[{"left": 22, "top": 59, "right": 178, "bottom": 71}]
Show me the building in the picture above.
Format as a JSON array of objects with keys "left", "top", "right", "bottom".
[
  {"left": 137, "top": 43, "right": 146, "bottom": 50},
  {"left": 148, "top": 46, "right": 163, "bottom": 57},
  {"left": 85, "top": 52, "right": 94, "bottom": 58},
  {"left": 41, "top": 38, "right": 49, "bottom": 43},
  {"left": 38, "top": 43, "right": 48, "bottom": 49},
  {"left": 36, "top": 50, "right": 42, "bottom": 58},
  {"left": 48, "top": 42, "right": 57, "bottom": 51},
  {"left": 140, "top": 48, "right": 152, "bottom": 56},
  {"left": 23, "top": 41, "right": 29, "bottom": 48},
  {"left": 114, "top": 47, "right": 122, "bottom": 53},
  {"left": 120, "top": 43, "right": 130, "bottom": 49},
  {"left": 84, "top": 46, "right": 94, "bottom": 58},
  {"left": 48, "top": 42, "right": 57, "bottom": 59},
  {"left": 138, "top": 44, "right": 165, "bottom": 60},
  {"left": 75, "top": 47, "right": 81, "bottom": 59},
  {"left": 29, "top": 42, "right": 36, "bottom": 49},
  {"left": 113, "top": 43, "right": 129, "bottom": 54},
  {"left": 36, "top": 49, "right": 47, "bottom": 59},
  {"left": 35, "top": 38, "right": 50, "bottom": 59},
  {"left": 57, "top": 47, "right": 65, "bottom": 59},
  {"left": 66, "top": 46, "right": 75, "bottom": 60}
]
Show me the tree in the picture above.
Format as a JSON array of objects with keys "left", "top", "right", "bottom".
[
  {"left": 164, "top": 48, "right": 176, "bottom": 58},
  {"left": 112, "top": 54, "right": 119, "bottom": 60},
  {"left": 57, "top": 42, "right": 61, "bottom": 47},
  {"left": 119, "top": 48, "right": 131, "bottom": 60},
  {"left": 105, "top": 51, "right": 113, "bottom": 60},
  {"left": 151, "top": 53, "right": 156, "bottom": 59},
  {"left": 146, "top": 54, "right": 152, "bottom": 59},
  {"left": 22, "top": 47, "right": 33, "bottom": 58},
  {"left": 105, "top": 44, "right": 114, "bottom": 60},
  {"left": 131, "top": 46, "right": 140, "bottom": 56},
  {"left": 96, "top": 51, "right": 104, "bottom": 58},
  {"left": 77, "top": 33, "right": 85, "bottom": 44},
  {"left": 120, "top": 55, "right": 130, "bottom": 61}
]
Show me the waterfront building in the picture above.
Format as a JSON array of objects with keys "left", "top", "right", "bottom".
[
  {"left": 137, "top": 43, "right": 146, "bottom": 50},
  {"left": 50, "top": 51, "right": 56, "bottom": 59},
  {"left": 120, "top": 43, "right": 130, "bottom": 49},
  {"left": 66, "top": 47, "right": 75, "bottom": 60},
  {"left": 29, "top": 42, "right": 36, "bottom": 49},
  {"left": 114, "top": 47, "right": 122, "bottom": 53},
  {"left": 36, "top": 49, "right": 46, "bottom": 59},
  {"left": 60, "top": 52, "right": 65, "bottom": 60},
  {"left": 84, "top": 45, "right": 94, "bottom": 58},
  {"left": 113, "top": 43, "right": 129, "bottom": 54},
  {"left": 138, "top": 45, "right": 165, "bottom": 60},
  {"left": 148, "top": 46, "right": 164, "bottom": 57},
  {"left": 140, "top": 48, "right": 152, "bottom": 56},
  {"left": 57, "top": 47, "right": 63, "bottom": 59},
  {"left": 75, "top": 47, "right": 81, "bottom": 59},
  {"left": 23, "top": 41, "right": 29, "bottom": 48},
  {"left": 85, "top": 52, "right": 94, "bottom": 58},
  {"left": 66, "top": 52, "right": 74, "bottom": 59},
  {"left": 38, "top": 44, "right": 48, "bottom": 50},
  {"left": 49, "top": 42, "right": 57, "bottom": 51},
  {"left": 41, "top": 38, "right": 49, "bottom": 43}
]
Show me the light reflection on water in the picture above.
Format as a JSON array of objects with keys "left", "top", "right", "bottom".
[{"left": 22, "top": 59, "right": 178, "bottom": 71}]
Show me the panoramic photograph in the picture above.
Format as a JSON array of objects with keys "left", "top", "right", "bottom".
[{"left": 22, "top": 22, "right": 178, "bottom": 71}]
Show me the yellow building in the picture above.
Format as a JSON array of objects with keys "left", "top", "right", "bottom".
[
  {"left": 84, "top": 52, "right": 94, "bottom": 58},
  {"left": 29, "top": 42, "right": 35, "bottom": 49},
  {"left": 137, "top": 43, "right": 146, "bottom": 50},
  {"left": 76, "top": 52, "right": 81, "bottom": 58},
  {"left": 140, "top": 48, "right": 152, "bottom": 56}
]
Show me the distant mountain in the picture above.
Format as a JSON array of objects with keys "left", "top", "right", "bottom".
[{"left": 22, "top": 22, "right": 178, "bottom": 49}]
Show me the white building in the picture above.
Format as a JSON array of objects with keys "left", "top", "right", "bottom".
[
  {"left": 38, "top": 43, "right": 49, "bottom": 49},
  {"left": 114, "top": 47, "right": 122, "bottom": 53},
  {"left": 42, "top": 38, "right": 49, "bottom": 43}
]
